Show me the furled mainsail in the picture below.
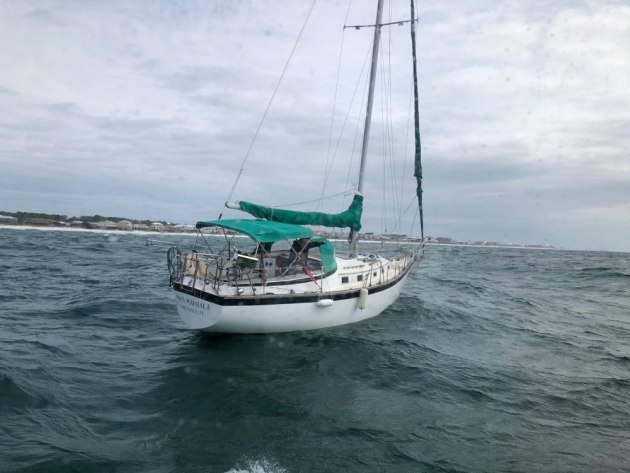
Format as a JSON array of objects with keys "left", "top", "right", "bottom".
[{"left": 232, "top": 194, "right": 363, "bottom": 231}]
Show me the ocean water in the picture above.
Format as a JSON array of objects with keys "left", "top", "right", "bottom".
[{"left": 1, "top": 228, "right": 629, "bottom": 473}]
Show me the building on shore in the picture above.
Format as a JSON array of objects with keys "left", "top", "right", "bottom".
[
  {"left": 93, "top": 220, "right": 117, "bottom": 230},
  {"left": 23, "top": 217, "right": 56, "bottom": 226},
  {"left": 0, "top": 214, "right": 18, "bottom": 225}
]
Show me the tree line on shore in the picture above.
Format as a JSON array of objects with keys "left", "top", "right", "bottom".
[{"left": 0, "top": 210, "right": 167, "bottom": 226}]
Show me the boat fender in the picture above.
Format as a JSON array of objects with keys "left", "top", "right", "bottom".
[
  {"left": 357, "top": 288, "right": 368, "bottom": 309},
  {"left": 316, "top": 299, "right": 334, "bottom": 308}
]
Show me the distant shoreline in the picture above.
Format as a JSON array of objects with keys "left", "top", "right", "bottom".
[
  {"left": 0, "top": 224, "right": 560, "bottom": 251},
  {"left": 0, "top": 224, "right": 198, "bottom": 238}
]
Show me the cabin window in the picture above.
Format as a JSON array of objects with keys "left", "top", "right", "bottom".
[
  {"left": 357, "top": 275, "right": 363, "bottom": 282},
  {"left": 341, "top": 276, "right": 349, "bottom": 283}
]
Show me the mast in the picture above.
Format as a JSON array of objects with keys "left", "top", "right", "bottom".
[
  {"left": 349, "top": 0, "right": 385, "bottom": 258},
  {"left": 410, "top": 0, "right": 424, "bottom": 239}
]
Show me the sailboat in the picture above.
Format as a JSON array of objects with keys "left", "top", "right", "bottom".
[{"left": 166, "top": 0, "right": 425, "bottom": 333}]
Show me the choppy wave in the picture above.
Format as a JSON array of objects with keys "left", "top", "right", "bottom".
[
  {"left": 1, "top": 229, "right": 629, "bottom": 472},
  {"left": 225, "top": 457, "right": 288, "bottom": 473}
]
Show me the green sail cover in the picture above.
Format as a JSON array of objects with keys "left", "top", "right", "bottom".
[
  {"left": 311, "top": 237, "right": 337, "bottom": 273},
  {"left": 238, "top": 194, "right": 363, "bottom": 231}
]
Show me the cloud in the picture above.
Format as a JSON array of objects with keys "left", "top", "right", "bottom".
[{"left": 0, "top": 0, "right": 628, "bottom": 251}]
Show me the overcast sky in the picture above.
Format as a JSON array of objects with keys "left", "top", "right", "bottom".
[{"left": 1, "top": 0, "right": 628, "bottom": 251}]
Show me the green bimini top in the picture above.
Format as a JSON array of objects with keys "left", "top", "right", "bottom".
[
  {"left": 195, "top": 219, "right": 337, "bottom": 273},
  {"left": 196, "top": 219, "right": 313, "bottom": 242}
]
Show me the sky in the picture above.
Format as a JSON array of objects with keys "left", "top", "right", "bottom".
[{"left": 0, "top": 0, "right": 629, "bottom": 252}]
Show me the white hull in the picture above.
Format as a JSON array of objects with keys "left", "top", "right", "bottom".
[{"left": 174, "top": 271, "right": 411, "bottom": 333}]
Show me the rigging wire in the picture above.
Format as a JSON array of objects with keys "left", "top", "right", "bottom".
[
  {"left": 219, "top": 0, "right": 318, "bottom": 219},
  {"left": 397, "top": 80, "right": 414, "bottom": 234},
  {"left": 409, "top": 204, "right": 418, "bottom": 237},
  {"left": 378, "top": 34, "right": 399, "bottom": 235},
  {"left": 344, "top": 42, "right": 373, "bottom": 210},
  {"left": 320, "top": 38, "right": 374, "bottom": 212},
  {"left": 375, "top": 3, "right": 419, "bottom": 238},
  {"left": 273, "top": 188, "right": 357, "bottom": 209},
  {"left": 386, "top": 4, "right": 400, "bottom": 233},
  {"left": 379, "top": 39, "right": 387, "bottom": 234},
  {"left": 389, "top": 4, "right": 408, "bottom": 234},
  {"left": 387, "top": 193, "right": 417, "bottom": 234},
  {"left": 318, "top": 0, "right": 354, "bottom": 212},
  {"left": 397, "top": 5, "right": 419, "bottom": 236}
]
